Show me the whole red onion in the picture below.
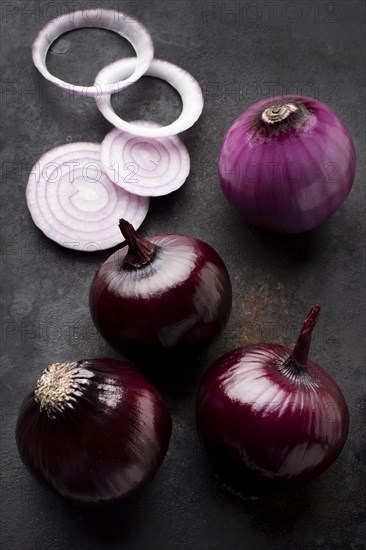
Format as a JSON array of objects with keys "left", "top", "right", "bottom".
[
  {"left": 89, "top": 220, "right": 232, "bottom": 362},
  {"left": 218, "top": 95, "right": 356, "bottom": 232},
  {"left": 16, "top": 358, "right": 172, "bottom": 506},
  {"left": 196, "top": 306, "right": 349, "bottom": 495}
]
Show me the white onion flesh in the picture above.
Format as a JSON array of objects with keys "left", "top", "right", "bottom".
[
  {"left": 95, "top": 58, "right": 204, "bottom": 137},
  {"left": 26, "top": 143, "right": 149, "bottom": 251},
  {"left": 101, "top": 121, "right": 190, "bottom": 197},
  {"left": 32, "top": 9, "right": 154, "bottom": 97}
]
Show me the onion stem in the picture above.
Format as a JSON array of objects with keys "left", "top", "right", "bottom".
[
  {"left": 291, "top": 305, "right": 321, "bottom": 367},
  {"left": 119, "top": 219, "right": 156, "bottom": 269}
]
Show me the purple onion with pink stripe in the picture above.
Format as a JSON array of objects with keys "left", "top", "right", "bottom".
[{"left": 218, "top": 95, "right": 356, "bottom": 233}]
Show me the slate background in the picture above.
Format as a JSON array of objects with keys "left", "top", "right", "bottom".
[{"left": 0, "top": 0, "right": 365, "bottom": 549}]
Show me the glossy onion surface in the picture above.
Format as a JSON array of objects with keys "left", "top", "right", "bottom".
[
  {"left": 196, "top": 308, "right": 349, "bottom": 495},
  {"left": 218, "top": 95, "right": 356, "bottom": 232},
  {"left": 16, "top": 358, "right": 172, "bottom": 506},
  {"left": 90, "top": 229, "right": 232, "bottom": 362}
]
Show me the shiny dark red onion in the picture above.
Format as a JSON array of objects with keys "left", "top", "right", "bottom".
[
  {"left": 89, "top": 220, "right": 232, "bottom": 362},
  {"left": 218, "top": 95, "right": 356, "bottom": 232},
  {"left": 16, "top": 358, "right": 172, "bottom": 506},
  {"left": 196, "top": 306, "right": 349, "bottom": 495}
]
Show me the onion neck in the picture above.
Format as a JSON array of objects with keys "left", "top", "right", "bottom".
[
  {"left": 255, "top": 99, "right": 312, "bottom": 139},
  {"left": 119, "top": 219, "right": 156, "bottom": 269},
  {"left": 261, "top": 102, "right": 298, "bottom": 124},
  {"left": 290, "top": 305, "right": 321, "bottom": 368}
]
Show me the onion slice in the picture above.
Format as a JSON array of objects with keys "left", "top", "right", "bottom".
[
  {"left": 26, "top": 143, "right": 149, "bottom": 251},
  {"left": 95, "top": 58, "right": 204, "bottom": 137},
  {"left": 32, "top": 9, "right": 154, "bottom": 97},
  {"left": 101, "top": 121, "right": 190, "bottom": 196}
]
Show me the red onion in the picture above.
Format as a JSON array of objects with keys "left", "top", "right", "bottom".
[
  {"left": 95, "top": 58, "right": 204, "bottom": 137},
  {"left": 196, "top": 306, "right": 349, "bottom": 496},
  {"left": 218, "top": 95, "right": 356, "bottom": 233},
  {"left": 32, "top": 9, "right": 154, "bottom": 97},
  {"left": 26, "top": 143, "right": 149, "bottom": 251},
  {"left": 16, "top": 358, "right": 171, "bottom": 506},
  {"left": 90, "top": 220, "right": 232, "bottom": 362},
  {"left": 100, "top": 122, "right": 190, "bottom": 196}
]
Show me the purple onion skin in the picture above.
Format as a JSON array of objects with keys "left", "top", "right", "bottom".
[
  {"left": 196, "top": 309, "right": 349, "bottom": 495},
  {"left": 16, "top": 358, "right": 172, "bottom": 506},
  {"left": 218, "top": 95, "right": 356, "bottom": 233},
  {"left": 90, "top": 234, "right": 232, "bottom": 362}
]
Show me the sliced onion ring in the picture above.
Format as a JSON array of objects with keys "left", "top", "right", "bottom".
[
  {"left": 101, "top": 121, "right": 190, "bottom": 197},
  {"left": 26, "top": 143, "right": 149, "bottom": 251},
  {"left": 95, "top": 58, "right": 204, "bottom": 137},
  {"left": 32, "top": 9, "right": 154, "bottom": 97}
]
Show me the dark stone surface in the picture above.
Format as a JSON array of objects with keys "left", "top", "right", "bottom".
[{"left": 0, "top": 1, "right": 365, "bottom": 549}]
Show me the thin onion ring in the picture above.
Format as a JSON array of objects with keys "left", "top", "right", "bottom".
[
  {"left": 95, "top": 58, "right": 204, "bottom": 137},
  {"left": 32, "top": 9, "right": 154, "bottom": 97}
]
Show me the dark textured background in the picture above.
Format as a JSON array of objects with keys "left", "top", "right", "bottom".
[{"left": 1, "top": 1, "right": 365, "bottom": 548}]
